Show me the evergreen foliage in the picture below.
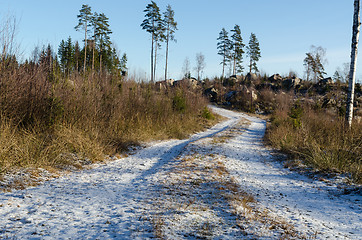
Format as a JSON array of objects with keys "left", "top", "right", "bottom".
[
  {"left": 141, "top": 1, "right": 163, "bottom": 82},
  {"left": 247, "top": 33, "right": 261, "bottom": 73},
  {"left": 75, "top": 4, "right": 92, "bottom": 73},
  {"left": 93, "top": 12, "right": 112, "bottom": 72},
  {"left": 163, "top": 4, "right": 177, "bottom": 80},
  {"left": 230, "top": 24, "right": 245, "bottom": 75},
  {"left": 303, "top": 45, "right": 326, "bottom": 82},
  {"left": 217, "top": 28, "right": 232, "bottom": 78}
]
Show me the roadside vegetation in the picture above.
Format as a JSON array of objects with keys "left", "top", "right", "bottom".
[
  {"left": 0, "top": 62, "right": 215, "bottom": 178},
  {"left": 0, "top": 7, "right": 216, "bottom": 181},
  {"left": 203, "top": 74, "right": 362, "bottom": 184}
]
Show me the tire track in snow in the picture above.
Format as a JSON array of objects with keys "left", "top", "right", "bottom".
[
  {"left": 0, "top": 106, "right": 360, "bottom": 239},
  {"left": 0, "top": 107, "right": 239, "bottom": 239}
]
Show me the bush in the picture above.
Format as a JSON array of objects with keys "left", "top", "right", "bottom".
[
  {"left": 201, "top": 107, "right": 215, "bottom": 120},
  {"left": 266, "top": 101, "right": 362, "bottom": 183},
  {"left": 0, "top": 64, "right": 211, "bottom": 177},
  {"left": 288, "top": 100, "right": 303, "bottom": 128},
  {"left": 172, "top": 90, "right": 187, "bottom": 113}
]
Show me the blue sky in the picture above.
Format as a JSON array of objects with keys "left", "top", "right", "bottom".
[{"left": 1, "top": 0, "right": 360, "bottom": 81}]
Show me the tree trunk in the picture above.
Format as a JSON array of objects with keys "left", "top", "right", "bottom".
[
  {"left": 84, "top": 24, "right": 87, "bottom": 74},
  {"left": 92, "top": 30, "right": 95, "bottom": 73},
  {"left": 100, "top": 51, "right": 102, "bottom": 74},
  {"left": 249, "top": 58, "right": 252, "bottom": 73},
  {"left": 165, "top": 34, "right": 169, "bottom": 80},
  {"left": 222, "top": 57, "right": 225, "bottom": 79},
  {"left": 154, "top": 40, "right": 158, "bottom": 81},
  {"left": 233, "top": 58, "right": 236, "bottom": 76},
  {"left": 233, "top": 47, "right": 236, "bottom": 75},
  {"left": 151, "top": 33, "right": 154, "bottom": 82},
  {"left": 346, "top": 0, "right": 361, "bottom": 128}
]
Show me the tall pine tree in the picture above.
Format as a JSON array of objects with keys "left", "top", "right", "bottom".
[
  {"left": 75, "top": 4, "right": 92, "bottom": 73},
  {"left": 163, "top": 4, "right": 177, "bottom": 80},
  {"left": 94, "top": 12, "right": 112, "bottom": 73},
  {"left": 230, "top": 25, "right": 245, "bottom": 75},
  {"left": 217, "top": 28, "right": 232, "bottom": 78},
  {"left": 141, "top": 1, "right": 162, "bottom": 82}
]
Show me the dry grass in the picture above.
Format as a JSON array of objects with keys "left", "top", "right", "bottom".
[
  {"left": 150, "top": 126, "right": 305, "bottom": 239},
  {"left": 265, "top": 99, "right": 362, "bottom": 184},
  {"left": 0, "top": 65, "right": 215, "bottom": 185}
]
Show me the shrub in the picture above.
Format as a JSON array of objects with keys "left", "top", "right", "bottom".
[
  {"left": 288, "top": 100, "right": 303, "bottom": 128},
  {"left": 172, "top": 90, "right": 187, "bottom": 113},
  {"left": 201, "top": 107, "right": 215, "bottom": 120},
  {"left": 266, "top": 100, "right": 362, "bottom": 183},
  {"left": 0, "top": 64, "right": 212, "bottom": 178}
]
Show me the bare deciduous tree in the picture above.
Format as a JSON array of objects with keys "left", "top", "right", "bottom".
[
  {"left": 0, "top": 15, "right": 18, "bottom": 71},
  {"left": 194, "top": 52, "right": 205, "bottom": 81},
  {"left": 182, "top": 57, "right": 191, "bottom": 79},
  {"left": 346, "top": 0, "right": 361, "bottom": 128}
]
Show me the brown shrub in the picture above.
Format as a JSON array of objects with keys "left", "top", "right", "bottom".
[
  {"left": 0, "top": 65, "right": 211, "bottom": 175},
  {"left": 266, "top": 100, "right": 362, "bottom": 183}
]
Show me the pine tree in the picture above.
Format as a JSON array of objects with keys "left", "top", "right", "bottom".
[
  {"left": 75, "top": 4, "right": 92, "bottom": 73},
  {"left": 141, "top": 1, "right": 162, "bottom": 82},
  {"left": 230, "top": 25, "right": 245, "bottom": 75},
  {"left": 163, "top": 4, "right": 177, "bottom": 80},
  {"left": 303, "top": 46, "right": 326, "bottom": 82},
  {"left": 90, "top": 12, "right": 99, "bottom": 72},
  {"left": 247, "top": 33, "right": 261, "bottom": 73},
  {"left": 217, "top": 28, "right": 232, "bottom": 78},
  {"left": 94, "top": 12, "right": 112, "bottom": 73}
]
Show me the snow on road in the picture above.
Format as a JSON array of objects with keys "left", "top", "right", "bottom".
[{"left": 0, "top": 107, "right": 361, "bottom": 239}]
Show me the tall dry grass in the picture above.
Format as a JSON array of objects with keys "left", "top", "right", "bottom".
[
  {"left": 265, "top": 95, "right": 362, "bottom": 183},
  {"left": 0, "top": 64, "right": 213, "bottom": 175}
]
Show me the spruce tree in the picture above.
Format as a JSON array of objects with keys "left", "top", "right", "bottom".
[
  {"left": 247, "top": 33, "right": 261, "bottom": 73},
  {"left": 163, "top": 4, "right": 177, "bottom": 80},
  {"left": 74, "top": 41, "right": 80, "bottom": 72},
  {"left": 230, "top": 25, "right": 245, "bottom": 75},
  {"left": 75, "top": 4, "right": 92, "bottom": 73},
  {"left": 58, "top": 37, "right": 74, "bottom": 76}
]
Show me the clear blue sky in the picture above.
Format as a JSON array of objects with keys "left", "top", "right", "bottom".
[{"left": 1, "top": 0, "right": 361, "bottom": 81}]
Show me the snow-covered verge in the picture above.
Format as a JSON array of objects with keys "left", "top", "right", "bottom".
[{"left": 0, "top": 106, "right": 360, "bottom": 239}]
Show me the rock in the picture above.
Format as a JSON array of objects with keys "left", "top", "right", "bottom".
[
  {"left": 268, "top": 74, "right": 283, "bottom": 82},
  {"left": 241, "top": 86, "right": 258, "bottom": 101},
  {"left": 174, "top": 78, "right": 199, "bottom": 88},
  {"left": 225, "top": 91, "right": 238, "bottom": 103},
  {"left": 321, "top": 97, "right": 337, "bottom": 108},
  {"left": 156, "top": 79, "right": 174, "bottom": 89},
  {"left": 319, "top": 77, "right": 333, "bottom": 85},
  {"left": 245, "top": 72, "right": 258, "bottom": 82},
  {"left": 282, "top": 76, "right": 301, "bottom": 89},
  {"left": 204, "top": 87, "right": 218, "bottom": 102}
]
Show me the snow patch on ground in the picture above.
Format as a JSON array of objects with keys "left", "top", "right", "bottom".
[{"left": 0, "top": 106, "right": 360, "bottom": 239}]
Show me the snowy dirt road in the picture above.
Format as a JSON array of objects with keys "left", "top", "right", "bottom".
[{"left": 0, "top": 107, "right": 361, "bottom": 239}]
